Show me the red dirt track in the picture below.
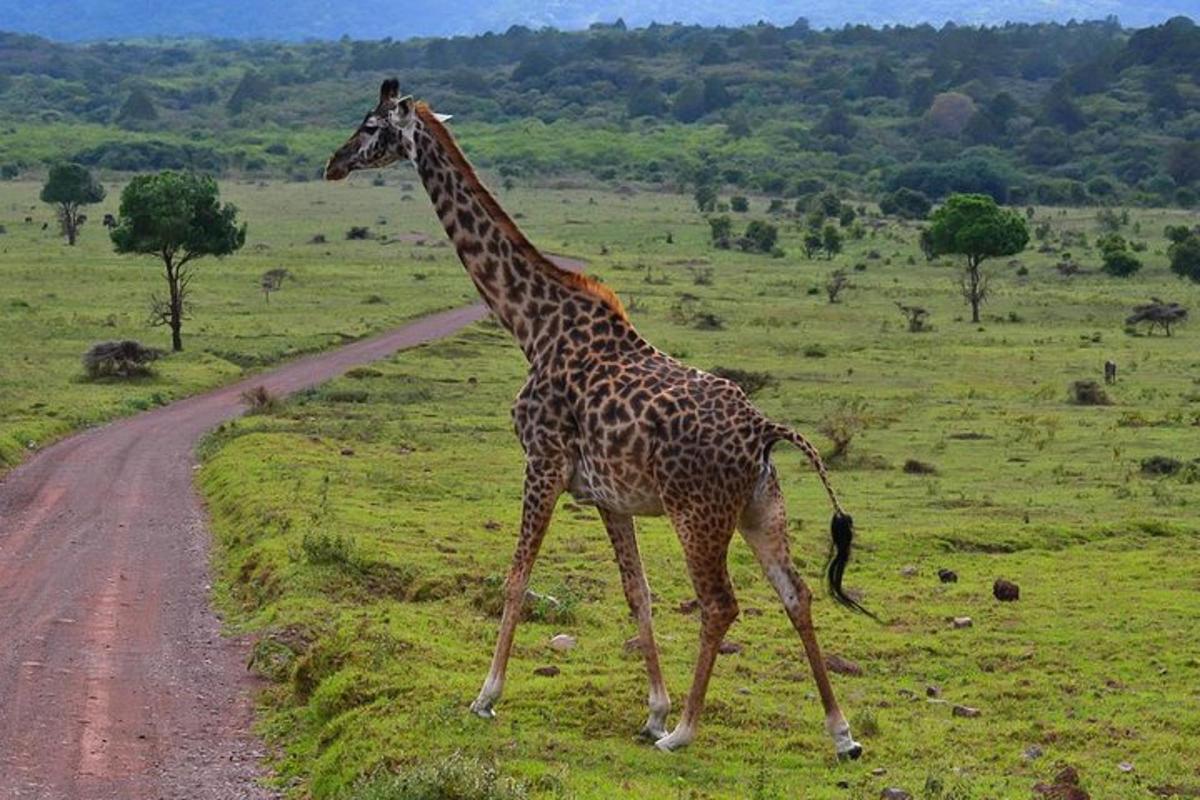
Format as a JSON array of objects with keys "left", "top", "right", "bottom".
[{"left": 0, "top": 272, "right": 548, "bottom": 798}]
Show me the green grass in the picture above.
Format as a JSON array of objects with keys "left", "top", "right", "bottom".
[
  {"left": 0, "top": 176, "right": 477, "bottom": 468},
  {"left": 191, "top": 186, "right": 1200, "bottom": 798}
]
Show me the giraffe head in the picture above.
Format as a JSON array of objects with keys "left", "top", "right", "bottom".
[{"left": 324, "top": 78, "right": 419, "bottom": 180}]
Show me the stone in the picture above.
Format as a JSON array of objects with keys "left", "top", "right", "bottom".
[
  {"left": 938, "top": 568, "right": 958, "bottom": 583},
  {"left": 676, "top": 598, "right": 700, "bottom": 614},
  {"left": 952, "top": 704, "right": 981, "bottom": 718},
  {"left": 549, "top": 634, "right": 576, "bottom": 652},
  {"left": 1117, "top": 762, "right": 1134, "bottom": 773},
  {"left": 1023, "top": 745, "right": 1044, "bottom": 760},
  {"left": 994, "top": 578, "right": 1020, "bottom": 602},
  {"left": 339, "top": 447, "right": 355, "bottom": 456},
  {"left": 718, "top": 640, "right": 742, "bottom": 655},
  {"left": 825, "top": 654, "right": 864, "bottom": 676},
  {"left": 926, "top": 684, "right": 941, "bottom": 698},
  {"left": 880, "top": 789, "right": 912, "bottom": 800},
  {"left": 871, "top": 768, "right": 887, "bottom": 776},
  {"left": 952, "top": 616, "right": 973, "bottom": 629},
  {"left": 533, "top": 665, "right": 560, "bottom": 677},
  {"left": 900, "top": 565, "right": 918, "bottom": 577}
]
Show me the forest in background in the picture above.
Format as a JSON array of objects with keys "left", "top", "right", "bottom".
[{"left": 1, "top": 15, "right": 1198, "bottom": 206}]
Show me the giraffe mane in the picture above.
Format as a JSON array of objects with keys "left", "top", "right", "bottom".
[{"left": 415, "top": 102, "right": 628, "bottom": 322}]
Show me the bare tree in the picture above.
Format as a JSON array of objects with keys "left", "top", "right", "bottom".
[{"left": 826, "top": 269, "right": 852, "bottom": 303}]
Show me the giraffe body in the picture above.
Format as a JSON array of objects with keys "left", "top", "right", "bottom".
[{"left": 325, "top": 79, "right": 867, "bottom": 758}]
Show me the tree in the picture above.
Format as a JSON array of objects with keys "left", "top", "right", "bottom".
[
  {"left": 40, "top": 163, "right": 105, "bottom": 246},
  {"left": 111, "top": 172, "right": 246, "bottom": 352},
  {"left": 879, "top": 188, "right": 931, "bottom": 219},
  {"left": 864, "top": 58, "right": 901, "bottom": 98},
  {"left": 1127, "top": 298, "right": 1188, "bottom": 336},
  {"left": 927, "top": 194, "right": 1029, "bottom": 323},
  {"left": 227, "top": 70, "right": 271, "bottom": 114},
  {"left": 803, "top": 230, "right": 823, "bottom": 259},
  {"left": 741, "top": 220, "right": 778, "bottom": 254},
  {"left": 117, "top": 86, "right": 158, "bottom": 128},
  {"left": 693, "top": 182, "right": 717, "bottom": 213},
  {"left": 730, "top": 195, "right": 749, "bottom": 213},
  {"left": 1166, "top": 141, "right": 1200, "bottom": 186},
  {"left": 822, "top": 224, "right": 843, "bottom": 259},
  {"left": 1097, "top": 235, "right": 1142, "bottom": 277},
  {"left": 627, "top": 79, "right": 667, "bottom": 118},
  {"left": 1169, "top": 230, "right": 1200, "bottom": 283},
  {"left": 708, "top": 215, "right": 732, "bottom": 248},
  {"left": 826, "top": 269, "right": 851, "bottom": 302},
  {"left": 672, "top": 80, "right": 708, "bottom": 123}
]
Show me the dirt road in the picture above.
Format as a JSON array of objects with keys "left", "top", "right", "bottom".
[{"left": 0, "top": 255, "right": 579, "bottom": 798}]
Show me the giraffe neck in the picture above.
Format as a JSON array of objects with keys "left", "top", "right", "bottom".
[{"left": 409, "top": 104, "right": 628, "bottom": 361}]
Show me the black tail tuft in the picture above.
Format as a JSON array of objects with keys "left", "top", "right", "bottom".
[{"left": 826, "top": 512, "right": 881, "bottom": 622}]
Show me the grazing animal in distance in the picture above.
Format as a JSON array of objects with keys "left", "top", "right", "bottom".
[
  {"left": 1104, "top": 360, "right": 1117, "bottom": 385},
  {"left": 103, "top": 213, "right": 117, "bottom": 229},
  {"left": 324, "top": 78, "right": 872, "bottom": 759}
]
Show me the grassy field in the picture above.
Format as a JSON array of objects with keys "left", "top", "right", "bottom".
[
  {"left": 190, "top": 185, "right": 1200, "bottom": 798},
  {"left": 0, "top": 176, "right": 478, "bottom": 469}
]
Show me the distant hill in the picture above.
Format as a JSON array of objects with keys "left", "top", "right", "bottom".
[{"left": 1, "top": 0, "right": 1191, "bottom": 42}]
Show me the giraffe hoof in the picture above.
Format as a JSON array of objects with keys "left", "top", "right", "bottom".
[
  {"left": 837, "top": 743, "right": 863, "bottom": 761},
  {"left": 636, "top": 723, "right": 668, "bottom": 742},
  {"left": 469, "top": 700, "right": 496, "bottom": 720},
  {"left": 654, "top": 730, "right": 692, "bottom": 753}
]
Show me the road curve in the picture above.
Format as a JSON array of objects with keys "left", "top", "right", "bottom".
[{"left": 0, "top": 255, "right": 582, "bottom": 799}]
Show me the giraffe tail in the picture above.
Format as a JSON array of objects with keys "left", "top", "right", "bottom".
[{"left": 770, "top": 424, "right": 878, "bottom": 621}]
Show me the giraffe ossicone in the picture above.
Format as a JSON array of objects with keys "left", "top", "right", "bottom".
[{"left": 325, "top": 78, "right": 874, "bottom": 758}]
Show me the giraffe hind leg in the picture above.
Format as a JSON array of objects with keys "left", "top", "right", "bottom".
[{"left": 738, "top": 474, "right": 862, "bottom": 759}]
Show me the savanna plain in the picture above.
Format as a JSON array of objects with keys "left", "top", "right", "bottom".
[{"left": 2, "top": 177, "right": 1199, "bottom": 799}]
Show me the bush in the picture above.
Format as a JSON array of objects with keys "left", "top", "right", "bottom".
[
  {"left": 346, "top": 226, "right": 373, "bottom": 240},
  {"left": 903, "top": 459, "right": 937, "bottom": 474},
  {"left": 82, "top": 340, "right": 162, "bottom": 379},
  {"left": 240, "top": 385, "right": 279, "bottom": 414},
  {"left": 1140, "top": 455, "right": 1182, "bottom": 476},
  {"left": 301, "top": 531, "right": 357, "bottom": 567},
  {"left": 1069, "top": 380, "right": 1110, "bottom": 406},
  {"left": 739, "top": 220, "right": 778, "bottom": 253},
  {"left": 730, "top": 195, "right": 749, "bottom": 212}
]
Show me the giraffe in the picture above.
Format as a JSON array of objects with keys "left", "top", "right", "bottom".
[{"left": 324, "top": 78, "right": 871, "bottom": 758}]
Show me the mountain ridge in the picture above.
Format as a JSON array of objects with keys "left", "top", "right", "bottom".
[{"left": 1, "top": 0, "right": 1189, "bottom": 42}]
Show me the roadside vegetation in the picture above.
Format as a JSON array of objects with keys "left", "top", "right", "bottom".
[{"left": 191, "top": 186, "right": 1200, "bottom": 798}]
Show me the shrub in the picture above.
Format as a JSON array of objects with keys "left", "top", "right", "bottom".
[
  {"left": 710, "top": 366, "right": 773, "bottom": 397},
  {"left": 301, "top": 531, "right": 357, "bottom": 567},
  {"left": 879, "top": 187, "right": 932, "bottom": 219},
  {"left": 240, "top": 385, "right": 279, "bottom": 414},
  {"left": 819, "top": 399, "right": 873, "bottom": 460},
  {"left": 1069, "top": 380, "right": 1110, "bottom": 406},
  {"left": 82, "top": 340, "right": 162, "bottom": 379},
  {"left": 346, "top": 226, "right": 373, "bottom": 240},
  {"left": 730, "top": 195, "right": 749, "bottom": 212},
  {"left": 739, "top": 220, "right": 778, "bottom": 253},
  {"left": 903, "top": 459, "right": 937, "bottom": 474},
  {"left": 1140, "top": 455, "right": 1182, "bottom": 476}
]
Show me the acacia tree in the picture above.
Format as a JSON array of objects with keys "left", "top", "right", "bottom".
[
  {"left": 927, "top": 194, "right": 1029, "bottom": 323},
  {"left": 40, "top": 163, "right": 105, "bottom": 245},
  {"left": 111, "top": 172, "right": 245, "bottom": 352}
]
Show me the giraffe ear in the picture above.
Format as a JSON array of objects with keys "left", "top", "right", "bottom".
[
  {"left": 379, "top": 77, "right": 400, "bottom": 103},
  {"left": 434, "top": 113, "right": 453, "bottom": 123}
]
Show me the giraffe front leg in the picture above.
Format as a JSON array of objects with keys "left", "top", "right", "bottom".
[
  {"left": 471, "top": 457, "right": 567, "bottom": 720},
  {"left": 598, "top": 508, "right": 671, "bottom": 741},
  {"left": 655, "top": 506, "right": 739, "bottom": 753}
]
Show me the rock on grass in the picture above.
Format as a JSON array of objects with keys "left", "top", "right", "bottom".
[
  {"left": 994, "top": 578, "right": 1020, "bottom": 601},
  {"left": 825, "top": 654, "right": 864, "bottom": 676}
]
